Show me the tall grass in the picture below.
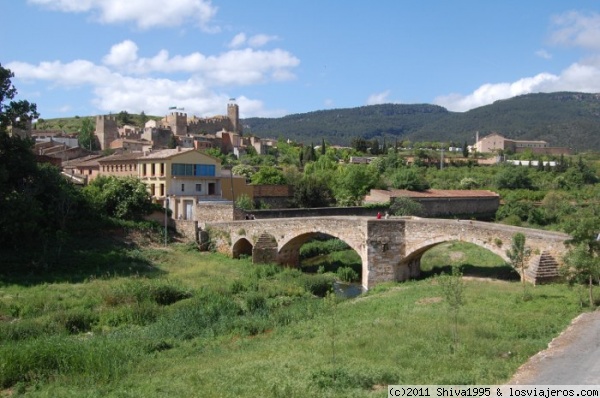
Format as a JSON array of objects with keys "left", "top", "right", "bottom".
[
  {"left": 0, "top": 334, "right": 139, "bottom": 388},
  {"left": 0, "top": 240, "right": 586, "bottom": 396}
]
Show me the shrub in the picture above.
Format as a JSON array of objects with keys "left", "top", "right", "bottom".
[
  {"left": 244, "top": 292, "right": 268, "bottom": 314},
  {"left": 336, "top": 266, "right": 359, "bottom": 282},
  {"left": 102, "top": 279, "right": 191, "bottom": 307},
  {"left": 148, "top": 282, "right": 192, "bottom": 306},
  {"left": 300, "top": 238, "right": 350, "bottom": 259},
  {"left": 253, "top": 263, "right": 281, "bottom": 279},
  {"left": 301, "top": 274, "right": 334, "bottom": 297}
]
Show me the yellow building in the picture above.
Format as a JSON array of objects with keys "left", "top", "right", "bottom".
[{"left": 138, "top": 147, "right": 223, "bottom": 220}]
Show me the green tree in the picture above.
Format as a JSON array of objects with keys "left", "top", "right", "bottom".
[
  {"left": 231, "top": 164, "right": 255, "bottom": 180},
  {"left": 462, "top": 141, "right": 469, "bottom": 158},
  {"left": 438, "top": 265, "right": 465, "bottom": 350},
  {"left": 0, "top": 67, "right": 39, "bottom": 249},
  {"left": 250, "top": 166, "right": 287, "bottom": 185},
  {"left": 495, "top": 166, "right": 533, "bottom": 190},
  {"left": 116, "top": 110, "right": 134, "bottom": 126},
  {"left": 351, "top": 137, "right": 368, "bottom": 153},
  {"left": 332, "top": 164, "right": 379, "bottom": 206},
  {"left": 390, "top": 168, "right": 430, "bottom": 191},
  {"left": 370, "top": 139, "right": 380, "bottom": 155},
  {"left": 83, "top": 176, "right": 154, "bottom": 220},
  {"left": 561, "top": 206, "right": 600, "bottom": 307},
  {"left": 303, "top": 143, "right": 317, "bottom": 164},
  {"left": 506, "top": 233, "right": 531, "bottom": 298},
  {"left": 291, "top": 174, "right": 334, "bottom": 208},
  {"left": 389, "top": 197, "right": 423, "bottom": 216},
  {"left": 139, "top": 111, "right": 149, "bottom": 126},
  {"left": 78, "top": 117, "right": 96, "bottom": 151},
  {"left": 235, "top": 193, "right": 254, "bottom": 211}
]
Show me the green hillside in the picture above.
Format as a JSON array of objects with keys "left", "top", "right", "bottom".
[
  {"left": 243, "top": 92, "right": 600, "bottom": 150},
  {"left": 36, "top": 92, "right": 600, "bottom": 151}
]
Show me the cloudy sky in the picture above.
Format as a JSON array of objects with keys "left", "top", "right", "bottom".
[{"left": 3, "top": 0, "right": 600, "bottom": 119}]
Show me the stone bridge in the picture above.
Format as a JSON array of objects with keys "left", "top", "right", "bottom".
[{"left": 205, "top": 217, "right": 570, "bottom": 290}]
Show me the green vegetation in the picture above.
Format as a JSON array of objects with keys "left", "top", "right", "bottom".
[
  {"left": 0, "top": 239, "right": 586, "bottom": 396},
  {"left": 243, "top": 93, "right": 600, "bottom": 150},
  {"left": 1, "top": 62, "right": 600, "bottom": 396}
]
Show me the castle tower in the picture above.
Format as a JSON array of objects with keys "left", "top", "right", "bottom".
[
  {"left": 227, "top": 101, "right": 241, "bottom": 133},
  {"left": 166, "top": 112, "right": 188, "bottom": 136},
  {"left": 95, "top": 115, "right": 119, "bottom": 150}
]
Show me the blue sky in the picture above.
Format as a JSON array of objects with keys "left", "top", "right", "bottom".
[{"left": 3, "top": 0, "right": 600, "bottom": 120}]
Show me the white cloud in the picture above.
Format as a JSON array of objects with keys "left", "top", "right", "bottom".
[
  {"left": 103, "top": 40, "right": 139, "bottom": 67},
  {"left": 229, "top": 33, "right": 279, "bottom": 48},
  {"left": 535, "top": 49, "right": 552, "bottom": 59},
  {"left": 7, "top": 40, "right": 299, "bottom": 117},
  {"left": 434, "top": 61, "right": 600, "bottom": 112},
  {"left": 28, "top": 0, "right": 219, "bottom": 31},
  {"left": 248, "top": 34, "right": 278, "bottom": 48},
  {"left": 229, "top": 33, "right": 247, "bottom": 48},
  {"left": 99, "top": 40, "right": 300, "bottom": 86},
  {"left": 366, "top": 90, "right": 390, "bottom": 105},
  {"left": 435, "top": 11, "right": 600, "bottom": 112},
  {"left": 550, "top": 11, "right": 600, "bottom": 51},
  {"left": 434, "top": 73, "right": 559, "bottom": 112},
  {"left": 7, "top": 60, "right": 113, "bottom": 86}
]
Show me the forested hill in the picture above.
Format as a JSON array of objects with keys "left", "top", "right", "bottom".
[{"left": 242, "top": 92, "right": 600, "bottom": 151}]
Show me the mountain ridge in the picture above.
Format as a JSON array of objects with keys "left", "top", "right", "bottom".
[{"left": 242, "top": 92, "right": 600, "bottom": 150}]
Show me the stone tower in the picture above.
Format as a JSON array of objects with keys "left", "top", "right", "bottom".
[
  {"left": 95, "top": 115, "right": 119, "bottom": 150},
  {"left": 166, "top": 112, "right": 188, "bottom": 136},
  {"left": 227, "top": 102, "right": 240, "bottom": 133}
]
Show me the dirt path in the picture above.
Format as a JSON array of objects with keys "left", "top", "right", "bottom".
[{"left": 509, "top": 310, "right": 600, "bottom": 384}]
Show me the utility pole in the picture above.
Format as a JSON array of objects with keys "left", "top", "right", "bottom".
[{"left": 164, "top": 197, "right": 169, "bottom": 247}]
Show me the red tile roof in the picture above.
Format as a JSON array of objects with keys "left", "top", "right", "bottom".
[{"left": 371, "top": 189, "right": 499, "bottom": 199}]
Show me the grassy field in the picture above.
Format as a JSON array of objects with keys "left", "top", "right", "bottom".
[{"left": 0, "top": 239, "right": 585, "bottom": 397}]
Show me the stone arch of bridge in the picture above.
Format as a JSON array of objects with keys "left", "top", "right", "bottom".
[
  {"left": 278, "top": 231, "right": 366, "bottom": 270},
  {"left": 232, "top": 237, "right": 253, "bottom": 259},
  {"left": 399, "top": 236, "right": 512, "bottom": 279}
]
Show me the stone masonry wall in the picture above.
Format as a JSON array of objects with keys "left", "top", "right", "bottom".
[
  {"left": 409, "top": 197, "right": 499, "bottom": 218},
  {"left": 173, "top": 220, "right": 198, "bottom": 242},
  {"left": 196, "top": 201, "right": 235, "bottom": 228},
  {"left": 205, "top": 216, "right": 570, "bottom": 289}
]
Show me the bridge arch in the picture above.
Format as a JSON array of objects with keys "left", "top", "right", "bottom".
[
  {"left": 398, "top": 236, "right": 512, "bottom": 280},
  {"left": 406, "top": 235, "right": 509, "bottom": 263},
  {"left": 278, "top": 231, "right": 366, "bottom": 268},
  {"left": 232, "top": 237, "right": 253, "bottom": 259}
]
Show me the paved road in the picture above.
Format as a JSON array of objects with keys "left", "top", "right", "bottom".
[{"left": 509, "top": 310, "right": 600, "bottom": 384}]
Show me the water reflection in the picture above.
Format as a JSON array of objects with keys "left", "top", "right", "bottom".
[{"left": 333, "top": 281, "right": 365, "bottom": 299}]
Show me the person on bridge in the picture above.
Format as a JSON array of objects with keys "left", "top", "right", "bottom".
[{"left": 376, "top": 212, "right": 382, "bottom": 219}]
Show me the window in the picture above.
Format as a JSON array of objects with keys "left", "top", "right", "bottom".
[
  {"left": 195, "top": 184, "right": 202, "bottom": 192},
  {"left": 181, "top": 183, "right": 185, "bottom": 192},
  {"left": 172, "top": 163, "right": 216, "bottom": 177},
  {"left": 195, "top": 164, "right": 216, "bottom": 176}
]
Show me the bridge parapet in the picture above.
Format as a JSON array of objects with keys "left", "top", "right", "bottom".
[{"left": 205, "top": 216, "right": 571, "bottom": 289}]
